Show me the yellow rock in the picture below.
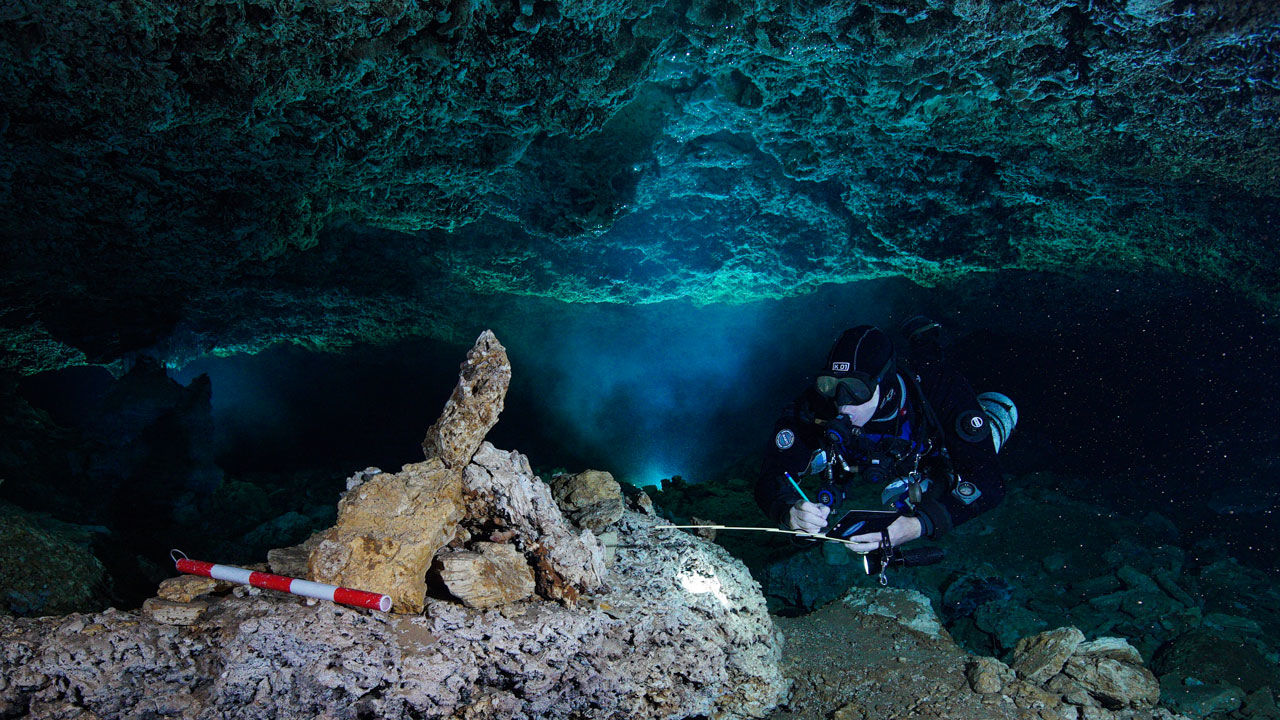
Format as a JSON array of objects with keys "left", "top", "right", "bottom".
[
  {"left": 306, "top": 330, "right": 513, "bottom": 614},
  {"left": 142, "top": 598, "right": 208, "bottom": 626},
  {"left": 437, "top": 542, "right": 535, "bottom": 608},
  {"left": 308, "top": 459, "right": 464, "bottom": 614},
  {"left": 157, "top": 575, "right": 219, "bottom": 603}
]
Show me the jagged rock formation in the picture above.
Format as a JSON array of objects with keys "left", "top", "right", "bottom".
[
  {"left": 1012, "top": 626, "right": 1089, "bottom": 685},
  {"left": 550, "top": 469, "right": 625, "bottom": 533},
  {"left": 1, "top": 0, "right": 1277, "bottom": 374},
  {"left": 307, "top": 330, "right": 508, "bottom": 614},
  {"left": 0, "top": 512, "right": 785, "bottom": 719},
  {"left": 307, "top": 458, "right": 464, "bottom": 614},
  {"left": 1011, "top": 631, "right": 1162, "bottom": 711},
  {"left": 421, "top": 330, "right": 512, "bottom": 469},
  {"left": 459, "top": 443, "right": 607, "bottom": 605},
  {"left": 0, "top": 326, "right": 790, "bottom": 716},
  {"left": 435, "top": 541, "right": 536, "bottom": 609}
]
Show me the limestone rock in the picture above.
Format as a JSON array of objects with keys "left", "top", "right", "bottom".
[
  {"left": 1202, "top": 612, "right": 1264, "bottom": 642},
  {"left": 631, "top": 491, "right": 656, "bottom": 516},
  {"left": 1046, "top": 673, "right": 1097, "bottom": 707},
  {"left": 1117, "top": 565, "right": 1162, "bottom": 595},
  {"left": 1078, "top": 704, "right": 1112, "bottom": 720},
  {"left": 549, "top": 469, "right": 624, "bottom": 532},
  {"left": 842, "top": 587, "right": 946, "bottom": 640},
  {"left": 1008, "top": 678, "right": 1065, "bottom": 712},
  {"left": 437, "top": 542, "right": 536, "bottom": 609},
  {"left": 1012, "top": 627, "right": 1086, "bottom": 685},
  {"left": 141, "top": 598, "right": 208, "bottom": 626},
  {"left": 966, "top": 656, "right": 1015, "bottom": 694},
  {"left": 1061, "top": 655, "right": 1161, "bottom": 709},
  {"left": 690, "top": 516, "right": 719, "bottom": 541},
  {"left": 463, "top": 443, "right": 606, "bottom": 604},
  {"left": 597, "top": 530, "right": 619, "bottom": 567},
  {"left": 306, "top": 331, "right": 511, "bottom": 614},
  {"left": 1160, "top": 681, "right": 1245, "bottom": 718},
  {"left": 1152, "top": 568, "right": 1197, "bottom": 608},
  {"left": 1076, "top": 637, "right": 1144, "bottom": 665},
  {"left": 0, "top": 512, "right": 786, "bottom": 720},
  {"left": 0, "top": 502, "right": 112, "bottom": 616},
  {"left": 156, "top": 575, "right": 219, "bottom": 603},
  {"left": 1151, "top": 629, "right": 1279, "bottom": 693},
  {"left": 345, "top": 467, "right": 383, "bottom": 492},
  {"left": 307, "top": 458, "right": 464, "bottom": 614},
  {"left": 266, "top": 531, "right": 324, "bottom": 578},
  {"left": 421, "top": 330, "right": 511, "bottom": 470}
]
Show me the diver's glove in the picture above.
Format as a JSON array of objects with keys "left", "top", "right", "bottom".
[
  {"left": 841, "top": 514, "right": 924, "bottom": 553},
  {"left": 787, "top": 501, "right": 831, "bottom": 535}
]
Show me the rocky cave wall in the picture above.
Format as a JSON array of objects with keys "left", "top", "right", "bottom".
[{"left": 1, "top": 0, "right": 1278, "bottom": 374}]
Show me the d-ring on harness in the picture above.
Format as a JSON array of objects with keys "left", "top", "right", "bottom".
[{"left": 875, "top": 529, "right": 892, "bottom": 586}]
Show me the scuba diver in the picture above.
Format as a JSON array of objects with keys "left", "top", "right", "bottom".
[{"left": 754, "top": 317, "right": 1017, "bottom": 579}]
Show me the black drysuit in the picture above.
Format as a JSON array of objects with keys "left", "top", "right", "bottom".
[{"left": 754, "top": 334, "right": 1005, "bottom": 539}]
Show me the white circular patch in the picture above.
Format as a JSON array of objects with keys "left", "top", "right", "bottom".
[
  {"left": 775, "top": 429, "right": 795, "bottom": 450},
  {"left": 970, "top": 416, "right": 984, "bottom": 429}
]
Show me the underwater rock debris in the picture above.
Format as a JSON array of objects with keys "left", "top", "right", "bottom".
[
  {"left": 1012, "top": 626, "right": 1087, "bottom": 685},
  {"left": 306, "top": 457, "right": 464, "bottom": 615},
  {"left": 422, "top": 329, "right": 512, "bottom": 469},
  {"left": 0, "top": 513, "right": 785, "bottom": 719},
  {"left": 460, "top": 442, "right": 607, "bottom": 605},
  {"left": 307, "top": 330, "right": 509, "bottom": 614},
  {"left": 435, "top": 541, "right": 536, "bottom": 609},
  {"left": 550, "top": 469, "right": 625, "bottom": 533},
  {"left": 0, "top": 331, "right": 786, "bottom": 718},
  {"left": 774, "top": 588, "right": 1186, "bottom": 720}
]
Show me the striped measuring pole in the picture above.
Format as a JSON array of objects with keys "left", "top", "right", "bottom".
[{"left": 170, "top": 550, "right": 392, "bottom": 612}]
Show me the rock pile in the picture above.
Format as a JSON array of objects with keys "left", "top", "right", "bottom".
[
  {"left": 455, "top": 443, "right": 607, "bottom": 604},
  {"left": 775, "top": 587, "right": 1187, "bottom": 720},
  {"left": 0, "top": 330, "right": 787, "bottom": 718},
  {"left": 435, "top": 541, "right": 535, "bottom": 609},
  {"left": 0, "top": 512, "right": 785, "bottom": 719},
  {"left": 306, "top": 329, "right": 509, "bottom": 614},
  {"left": 965, "top": 628, "right": 1163, "bottom": 716}
]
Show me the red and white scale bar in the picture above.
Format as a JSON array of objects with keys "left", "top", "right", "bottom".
[{"left": 174, "top": 556, "right": 392, "bottom": 612}]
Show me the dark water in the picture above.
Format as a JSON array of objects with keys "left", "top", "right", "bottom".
[{"left": 8, "top": 269, "right": 1279, "bottom": 596}]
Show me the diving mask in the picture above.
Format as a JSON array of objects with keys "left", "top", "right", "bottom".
[{"left": 815, "top": 353, "right": 892, "bottom": 406}]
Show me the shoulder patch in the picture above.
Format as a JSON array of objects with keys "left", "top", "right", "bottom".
[
  {"left": 775, "top": 429, "right": 795, "bottom": 450},
  {"left": 955, "top": 411, "right": 991, "bottom": 443}
]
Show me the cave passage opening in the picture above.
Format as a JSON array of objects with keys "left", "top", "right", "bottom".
[{"left": 7, "top": 271, "right": 1280, "bottom": 610}]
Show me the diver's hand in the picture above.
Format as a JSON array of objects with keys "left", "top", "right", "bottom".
[
  {"left": 787, "top": 501, "right": 831, "bottom": 535},
  {"left": 845, "top": 515, "right": 923, "bottom": 552}
]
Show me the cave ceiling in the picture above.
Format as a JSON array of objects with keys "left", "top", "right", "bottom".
[{"left": 1, "top": 0, "right": 1277, "bottom": 373}]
